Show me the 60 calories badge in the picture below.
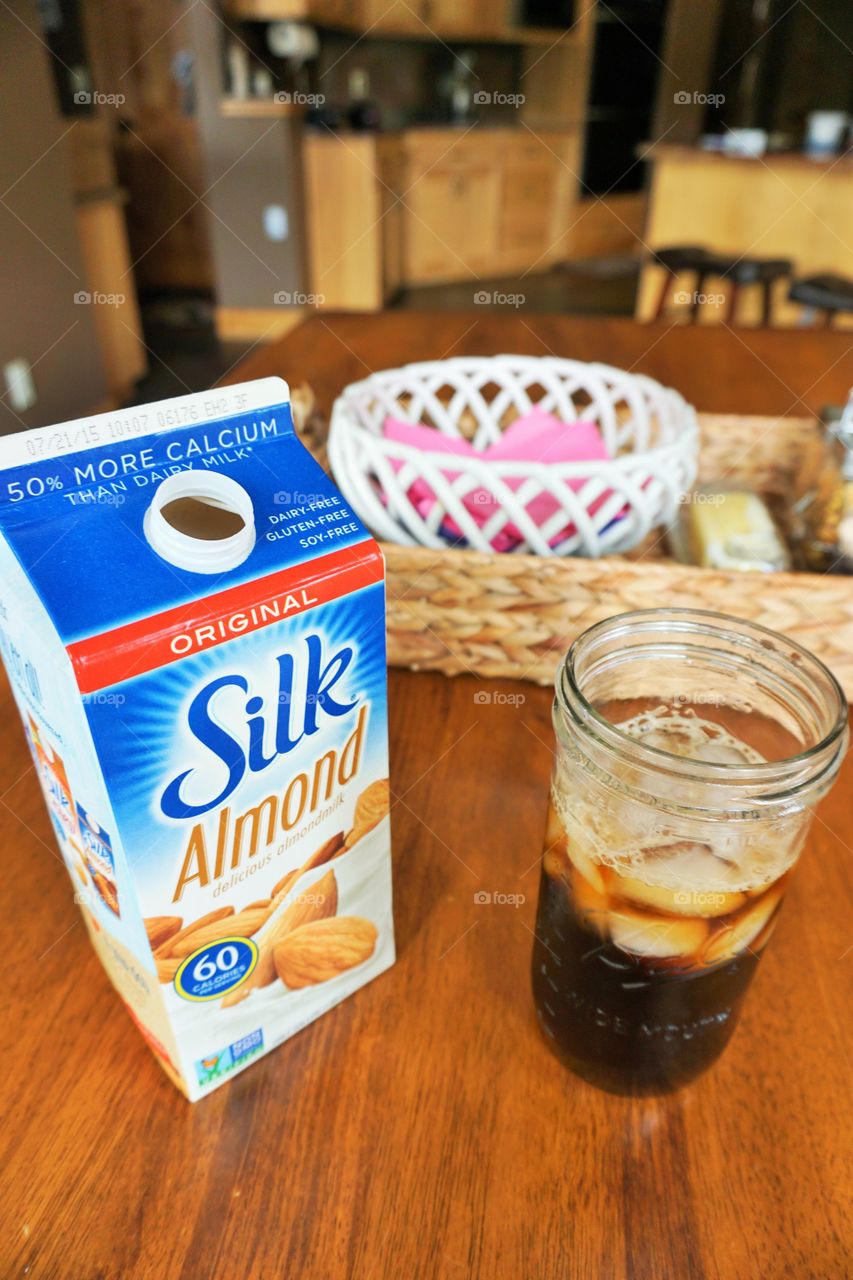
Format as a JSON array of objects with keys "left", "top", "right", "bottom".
[{"left": 174, "top": 936, "right": 259, "bottom": 1001}]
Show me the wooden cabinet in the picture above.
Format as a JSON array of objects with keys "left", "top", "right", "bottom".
[
  {"left": 304, "top": 133, "right": 380, "bottom": 310},
  {"left": 228, "top": 0, "right": 432, "bottom": 29},
  {"left": 425, "top": 0, "right": 506, "bottom": 36},
  {"left": 304, "top": 127, "right": 583, "bottom": 305},
  {"left": 228, "top": 0, "right": 508, "bottom": 36},
  {"left": 75, "top": 195, "right": 147, "bottom": 401},
  {"left": 358, "top": 0, "right": 431, "bottom": 32},
  {"left": 399, "top": 128, "right": 580, "bottom": 284},
  {"left": 405, "top": 165, "right": 501, "bottom": 280},
  {"left": 499, "top": 164, "right": 556, "bottom": 253}
]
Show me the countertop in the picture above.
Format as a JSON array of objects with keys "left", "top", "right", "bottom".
[{"left": 645, "top": 142, "right": 853, "bottom": 169}]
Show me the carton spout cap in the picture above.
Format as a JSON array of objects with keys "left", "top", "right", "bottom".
[{"left": 143, "top": 470, "right": 256, "bottom": 574}]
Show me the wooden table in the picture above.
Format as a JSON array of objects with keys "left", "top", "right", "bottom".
[{"left": 4, "top": 315, "right": 852, "bottom": 1279}]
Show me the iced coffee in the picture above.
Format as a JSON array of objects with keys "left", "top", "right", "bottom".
[{"left": 532, "top": 612, "right": 847, "bottom": 1094}]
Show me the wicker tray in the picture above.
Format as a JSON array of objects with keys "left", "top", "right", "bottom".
[{"left": 292, "top": 392, "right": 853, "bottom": 698}]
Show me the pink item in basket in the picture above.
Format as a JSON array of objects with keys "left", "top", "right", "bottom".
[
  {"left": 472, "top": 408, "right": 614, "bottom": 538},
  {"left": 382, "top": 410, "right": 617, "bottom": 549}
]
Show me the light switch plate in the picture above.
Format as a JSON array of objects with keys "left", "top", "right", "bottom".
[{"left": 263, "top": 204, "right": 289, "bottom": 242}]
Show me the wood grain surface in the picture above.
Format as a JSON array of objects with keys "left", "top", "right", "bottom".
[
  {"left": 220, "top": 310, "right": 853, "bottom": 420},
  {"left": 2, "top": 314, "right": 852, "bottom": 1280}
]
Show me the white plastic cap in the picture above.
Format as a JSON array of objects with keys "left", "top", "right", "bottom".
[{"left": 143, "top": 470, "right": 256, "bottom": 574}]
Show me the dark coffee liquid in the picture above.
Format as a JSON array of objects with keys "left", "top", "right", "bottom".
[{"left": 532, "top": 867, "right": 761, "bottom": 1094}]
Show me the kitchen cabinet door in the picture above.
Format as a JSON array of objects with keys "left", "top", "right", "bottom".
[
  {"left": 499, "top": 163, "right": 557, "bottom": 256},
  {"left": 404, "top": 166, "right": 500, "bottom": 283}
]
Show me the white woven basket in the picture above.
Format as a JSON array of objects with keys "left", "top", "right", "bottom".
[{"left": 328, "top": 355, "right": 699, "bottom": 557}]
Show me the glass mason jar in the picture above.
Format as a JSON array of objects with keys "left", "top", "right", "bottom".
[{"left": 531, "top": 609, "right": 848, "bottom": 1095}]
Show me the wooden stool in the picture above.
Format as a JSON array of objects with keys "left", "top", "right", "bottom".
[
  {"left": 705, "top": 256, "right": 793, "bottom": 326},
  {"left": 650, "top": 246, "right": 714, "bottom": 321},
  {"left": 789, "top": 274, "right": 853, "bottom": 327}
]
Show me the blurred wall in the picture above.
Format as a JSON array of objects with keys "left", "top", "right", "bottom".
[{"left": 0, "top": 1, "right": 108, "bottom": 433}]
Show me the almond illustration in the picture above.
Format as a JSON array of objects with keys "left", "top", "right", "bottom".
[
  {"left": 271, "top": 868, "right": 300, "bottom": 900},
  {"left": 156, "top": 906, "right": 235, "bottom": 957},
  {"left": 301, "top": 830, "right": 345, "bottom": 872},
  {"left": 273, "top": 916, "right": 377, "bottom": 989},
  {"left": 145, "top": 916, "right": 183, "bottom": 951},
  {"left": 344, "top": 779, "right": 390, "bottom": 849},
  {"left": 270, "top": 832, "right": 345, "bottom": 905},
  {"left": 169, "top": 906, "right": 269, "bottom": 957},
  {"left": 221, "top": 869, "right": 339, "bottom": 1006},
  {"left": 156, "top": 955, "right": 182, "bottom": 984}
]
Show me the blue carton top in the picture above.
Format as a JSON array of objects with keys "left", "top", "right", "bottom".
[{"left": 0, "top": 379, "right": 378, "bottom": 651}]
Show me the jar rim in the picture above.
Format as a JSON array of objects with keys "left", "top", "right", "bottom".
[{"left": 558, "top": 608, "right": 848, "bottom": 801}]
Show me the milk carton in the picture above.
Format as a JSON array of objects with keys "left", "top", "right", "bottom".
[{"left": 0, "top": 378, "right": 393, "bottom": 1099}]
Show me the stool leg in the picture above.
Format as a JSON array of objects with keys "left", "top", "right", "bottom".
[
  {"left": 761, "top": 280, "right": 773, "bottom": 327},
  {"left": 823, "top": 310, "right": 835, "bottom": 328},
  {"left": 691, "top": 273, "right": 706, "bottom": 324},
  {"left": 726, "top": 281, "right": 740, "bottom": 325},
  {"left": 653, "top": 270, "right": 672, "bottom": 321}
]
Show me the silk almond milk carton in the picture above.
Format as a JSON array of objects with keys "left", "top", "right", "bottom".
[{"left": 0, "top": 378, "right": 393, "bottom": 1098}]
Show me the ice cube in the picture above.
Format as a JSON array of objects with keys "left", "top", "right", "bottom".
[
  {"left": 610, "top": 864, "right": 746, "bottom": 918},
  {"left": 702, "top": 885, "right": 784, "bottom": 966},
  {"left": 543, "top": 843, "right": 570, "bottom": 882},
  {"left": 638, "top": 840, "right": 747, "bottom": 898},
  {"left": 566, "top": 833, "right": 607, "bottom": 894},
  {"left": 608, "top": 905, "right": 707, "bottom": 959},
  {"left": 571, "top": 868, "right": 611, "bottom": 938}
]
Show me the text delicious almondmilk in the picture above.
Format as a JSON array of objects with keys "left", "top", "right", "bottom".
[{"left": 0, "top": 378, "right": 393, "bottom": 1098}]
